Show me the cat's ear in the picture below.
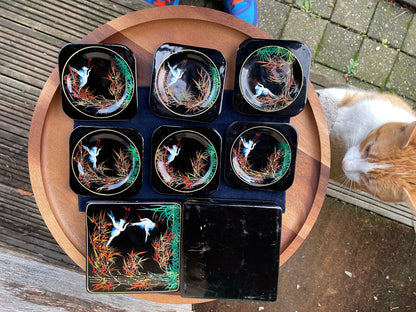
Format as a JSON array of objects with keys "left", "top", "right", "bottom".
[
  {"left": 403, "top": 187, "right": 416, "bottom": 215},
  {"left": 400, "top": 121, "right": 416, "bottom": 149}
]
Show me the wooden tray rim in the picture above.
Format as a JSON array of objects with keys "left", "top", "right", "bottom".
[{"left": 28, "top": 6, "right": 330, "bottom": 304}]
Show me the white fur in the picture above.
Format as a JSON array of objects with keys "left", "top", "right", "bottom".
[{"left": 341, "top": 102, "right": 413, "bottom": 143}]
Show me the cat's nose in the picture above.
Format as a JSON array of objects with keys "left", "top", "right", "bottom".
[{"left": 342, "top": 160, "right": 352, "bottom": 171}]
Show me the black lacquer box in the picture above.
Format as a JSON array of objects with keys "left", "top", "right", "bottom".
[
  {"left": 59, "top": 43, "right": 138, "bottom": 120},
  {"left": 69, "top": 126, "right": 143, "bottom": 197},
  {"left": 86, "top": 201, "right": 181, "bottom": 293},
  {"left": 224, "top": 121, "right": 298, "bottom": 192},
  {"left": 149, "top": 43, "right": 226, "bottom": 123},
  {"left": 181, "top": 198, "right": 282, "bottom": 301},
  {"left": 233, "top": 39, "right": 311, "bottom": 117}
]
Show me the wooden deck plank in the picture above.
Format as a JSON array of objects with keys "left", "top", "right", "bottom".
[
  {"left": 0, "top": 106, "right": 32, "bottom": 127},
  {"left": 54, "top": 0, "right": 123, "bottom": 22},
  {"left": 1, "top": 75, "right": 42, "bottom": 98},
  {"left": 0, "top": 191, "right": 45, "bottom": 223},
  {"left": 0, "top": 116, "right": 30, "bottom": 137},
  {"left": 0, "top": 36, "right": 53, "bottom": 78},
  {"left": 0, "top": 128, "right": 32, "bottom": 191},
  {"left": 0, "top": 7, "right": 80, "bottom": 43},
  {"left": 0, "top": 142, "right": 29, "bottom": 168},
  {"left": 0, "top": 99, "right": 33, "bottom": 121},
  {"left": 0, "top": 27, "right": 59, "bottom": 59},
  {"left": 0, "top": 98, "right": 35, "bottom": 118},
  {"left": 7, "top": 0, "right": 88, "bottom": 37},
  {"left": 0, "top": 219, "right": 64, "bottom": 252},
  {"left": 26, "top": 0, "right": 113, "bottom": 29},
  {"left": 0, "top": 184, "right": 72, "bottom": 265},
  {"left": 0, "top": 63, "right": 49, "bottom": 89},
  {"left": 0, "top": 174, "right": 31, "bottom": 193},
  {"left": 327, "top": 180, "right": 415, "bottom": 227},
  {"left": 0, "top": 145, "right": 28, "bottom": 170},
  {"left": 0, "top": 17, "right": 66, "bottom": 48},
  {"left": 0, "top": 140, "right": 28, "bottom": 162},
  {"left": 0, "top": 166, "right": 29, "bottom": 186},
  {"left": 0, "top": 34, "right": 57, "bottom": 70},
  {"left": 87, "top": 0, "right": 153, "bottom": 15},
  {"left": 0, "top": 52, "right": 51, "bottom": 79}
]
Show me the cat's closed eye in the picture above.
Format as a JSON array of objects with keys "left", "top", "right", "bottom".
[{"left": 363, "top": 143, "right": 372, "bottom": 158}]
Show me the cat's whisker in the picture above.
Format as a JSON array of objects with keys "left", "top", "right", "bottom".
[
  {"left": 337, "top": 176, "right": 351, "bottom": 195},
  {"left": 338, "top": 175, "right": 349, "bottom": 187},
  {"left": 341, "top": 176, "right": 354, "bottom": 193},
  {"left": 349, "top": 135, "right": 357, "bottom": 149},
  {"left": 343, "top": 180, "right": 352, "bottom": 193},
  {"left": 347, "top": 129, "right": 360, "bottom": 149},
  {"left": 373, "top": 185, "right": 378, "bottom": 200}
]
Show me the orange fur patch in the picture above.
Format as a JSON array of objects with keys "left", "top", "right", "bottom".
[{"left": 358, "top": 122, "right": 416, "bottom": 206}]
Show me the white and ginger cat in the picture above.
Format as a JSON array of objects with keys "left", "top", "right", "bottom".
[{"left": 317, "top": 88, "right": 416, "bottom": 212}]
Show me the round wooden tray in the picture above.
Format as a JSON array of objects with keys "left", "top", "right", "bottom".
[{"left": 28, "top": 6, "right": 330, "bottom": 304}]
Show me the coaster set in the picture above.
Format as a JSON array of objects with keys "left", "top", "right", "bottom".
[{"left": 59, "top": 39, "right": 311, "bottom": 301}]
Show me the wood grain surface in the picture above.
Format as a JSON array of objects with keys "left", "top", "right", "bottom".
[{"left": 28, "top": 6, "right": 330, "bottom": 304}]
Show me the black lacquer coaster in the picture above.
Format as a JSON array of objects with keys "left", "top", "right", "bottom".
[
  {"left": 86, "top": 201, "right": 181, "bottom": 293},
  {"left": 233, "top": 39, "right": 311, "bottom": 117},
  {"left": 181, "top": 198, "right": 282, "bottom": 301},
  {"left": 150, "top": 43, "right": 226, "bottom": 123},
  {"left": 224, "top": 121, "right": 297, "bottom": 192},
  {"left": 70, "top": 127, "right": 143, "bottom": 197},
  {"left": 151, "top": 126, "right": 221, "bottom": 195},
  {"left": 59, "top": 43, "right": 137, "bottom": 120}
]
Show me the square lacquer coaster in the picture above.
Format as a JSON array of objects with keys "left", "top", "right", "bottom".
[
  {"left": 224, "top": 121, "right": 298, "bottom": 192},
  {"left": 69, "top": 126, "right": 143, "bottom": 197},
  {"left": 149, "top": 42, "right": 226, "bottom": 123},
  {"left": 86, "top": 201, "right": 181, "bottom": 293},
  {"left": 233, "top": 39, "right": 311, "bottom": 117},
  {"left": 59, "top": 43, "right": 137, "bottom": 120},
  {"left": 151, "top": 125, "right": 221, "bottom": 195},
  {"left": 181, "top": 198, "right": 282, "bottom": 301}
]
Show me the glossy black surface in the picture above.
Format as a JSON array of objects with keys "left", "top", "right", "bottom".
[
  {"left": 69, "top": 126, "right": 143, "bottom": 197},
  {"left": 150, "top": 43, "right": 226, "bottom": 123},
  {"left": 59, "top": 43, "right": 137, "bottom": 120},
  {"left": 233, "top": 39, "right": 311, "bottom": 117},
  {"left": 151, "top": 125, "right": 221, "bottom": 195},
  {"left": 181, "top": 198, "right": 282, "bottom": 301},
  {"left": 224, "top": 121, "right": 298, "bottom": 192},
  {"left": 75, "top": 88, "right": 288, "bottom": 213},
  {"left": 86, "top": 201, "right": 181, "bottom": 293}
]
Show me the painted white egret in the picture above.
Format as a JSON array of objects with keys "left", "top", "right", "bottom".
[
  {"left": 240, "top": 136, "right": 257, "bottom": 158},
  {"left": 254, "top": 82, "right": 276, "bottom": 99},
  {"left": 82, "top": 145, "right": 101, "bottom": 170},
  {"left": 70, "top": 66, "right": 91, "bottom": 90},
  {"left": 106, "top": 210, "right": 129, "bottom": 246},
  {"left": 164, "top": 145, "right": 181, "bottom": 164},
  {"left": 130, "top": 218, "right": 156, "bottom": 243}
]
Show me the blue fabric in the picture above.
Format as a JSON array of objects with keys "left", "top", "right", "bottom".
[
  {"left": 223, "top": 0, "right": 258, "bottom": 26},
  {"left": 76, "top": 86, "right": 289, "bottom": 212}
]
